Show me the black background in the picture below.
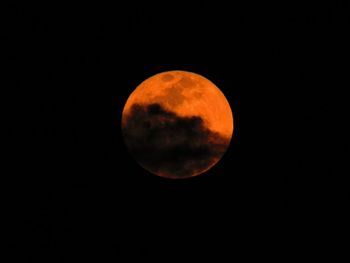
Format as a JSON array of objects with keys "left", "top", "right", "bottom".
[{"left": 6, "top": 2, "right": 349, "bottom": 261}]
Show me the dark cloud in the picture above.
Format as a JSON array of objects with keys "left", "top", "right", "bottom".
[{"left": 122, "top": 103, "right": 230, "bottom": 178}]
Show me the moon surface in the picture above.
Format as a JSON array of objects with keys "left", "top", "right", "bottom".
[{"left": 122, "top": 70, "right": 233, "bottom": 179}]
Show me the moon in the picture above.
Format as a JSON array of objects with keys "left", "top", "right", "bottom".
[{"left": 122, "top": 70, "right": 234, "bottom": 179}]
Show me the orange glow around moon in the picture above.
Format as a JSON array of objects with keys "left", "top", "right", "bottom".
[
  {"left": 122, "top": 70, "right": 234, "bottom": 179},
  {"left": 123, "top": 71, "right": 233, "bottom": 139}
]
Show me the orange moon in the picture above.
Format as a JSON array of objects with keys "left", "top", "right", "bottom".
[{"left": 122, "top": 70, "right": 233, "bottom": 179}]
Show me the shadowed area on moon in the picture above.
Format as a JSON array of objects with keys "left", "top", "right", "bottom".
[{"left": 122, "top": 103, "right": 230, "bottom": 178}]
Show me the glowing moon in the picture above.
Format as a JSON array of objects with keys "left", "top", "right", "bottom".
[{"left": 122, "top": 70, "right": 234, "bottom": 179}]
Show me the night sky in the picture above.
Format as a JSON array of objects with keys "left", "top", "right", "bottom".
[{"left": 6, "top": 2, "right": 349, "bottom": 261}]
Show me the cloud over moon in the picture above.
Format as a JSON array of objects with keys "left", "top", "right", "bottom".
[{"left": 122, "top": 103, "right": 230, "bottom": 178}]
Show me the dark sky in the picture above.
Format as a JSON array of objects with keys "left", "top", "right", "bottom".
[{"left": 5, "top": 2, "right": 349, "bottom": 261}]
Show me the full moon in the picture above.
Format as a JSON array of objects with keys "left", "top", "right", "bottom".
[{"left": 122, "top": 70, "right": 233, "bottom": 179}]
